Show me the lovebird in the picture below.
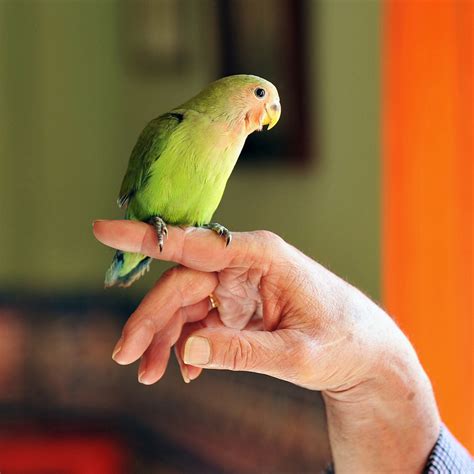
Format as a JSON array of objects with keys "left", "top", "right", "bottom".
[{"left": 105, "top": 74, "right": 281, "bottom": 288}]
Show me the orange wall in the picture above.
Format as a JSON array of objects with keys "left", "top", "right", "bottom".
[{"left": 383, "top": 1, "right": 473, "bottom": 450}]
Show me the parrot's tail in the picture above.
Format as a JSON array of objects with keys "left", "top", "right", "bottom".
[{"left": 104, "top": 250, "right": 152, "bottom": 288}]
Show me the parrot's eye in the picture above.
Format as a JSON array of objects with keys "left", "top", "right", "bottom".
[{"left": 254, "top": 87, "right": 266, "bottom": 99}]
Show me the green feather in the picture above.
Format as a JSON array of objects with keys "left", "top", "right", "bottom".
[
  {"left": 127, "top": 108, "right": 246, "bottom": 225},
  {"left": 117, "top": 113, "right": 182, "bottom": 210}
]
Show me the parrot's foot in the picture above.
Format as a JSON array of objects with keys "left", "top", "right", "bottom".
[
  {"left": 149, "top": 216, "right": 168, "bottom": 252},
  {"left": 203, "top": 222, "right": 232, "bottom": 246}
]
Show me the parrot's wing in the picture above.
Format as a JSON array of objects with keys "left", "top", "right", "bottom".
[{"left": 118, "top": 112, "right": 184, "bottom": 208}]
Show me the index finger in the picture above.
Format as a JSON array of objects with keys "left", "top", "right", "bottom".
[{"left": 93, "top": 220, "right": 272, "bottom": 272}]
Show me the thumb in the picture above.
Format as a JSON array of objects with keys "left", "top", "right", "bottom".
[{"left": 182, "top": 327, "right": 298, "bottom": 379}]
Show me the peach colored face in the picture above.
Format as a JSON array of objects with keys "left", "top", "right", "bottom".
[{"left": 242, "top": 79, "right": 281, "bottom": 133}]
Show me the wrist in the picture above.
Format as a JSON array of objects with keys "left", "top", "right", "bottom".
[{"left": 322, "top": 322, "right": 440, "bottom": 473}]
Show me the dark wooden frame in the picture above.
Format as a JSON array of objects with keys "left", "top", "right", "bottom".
[{"left": 217, "top": 0, "right": 314, "bottom": 166}]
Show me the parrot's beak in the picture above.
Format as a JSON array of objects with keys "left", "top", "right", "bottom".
[{"left": 262, "top": 101, "right": 281, "bottom": 130}]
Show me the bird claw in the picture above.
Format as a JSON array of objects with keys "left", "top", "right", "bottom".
[
  {"left": 204, "top": 223, "right": 232, "bottom": 247},
  {"left": 149, "top": 216, "right": 168, "bottom": 252}
]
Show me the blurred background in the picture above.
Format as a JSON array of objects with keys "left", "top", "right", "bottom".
[{"left": 0, "top": 0, "right": 471, "bottom": 472}]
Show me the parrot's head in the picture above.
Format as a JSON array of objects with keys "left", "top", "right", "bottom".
[
  {"left": 226, "top": 74, "right": 281, "bottom": 134},
  {"left": 188, "top": 74, "right": 281, "bottom": 135}
]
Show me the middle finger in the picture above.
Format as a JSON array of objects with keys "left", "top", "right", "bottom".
[{"left": 112, "top": 266, "right": 218, "bottom": 365}]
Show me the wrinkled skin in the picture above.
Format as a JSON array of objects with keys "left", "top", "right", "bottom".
[{"left": 93, "top": 220, "right": 440, "bottom": 473}]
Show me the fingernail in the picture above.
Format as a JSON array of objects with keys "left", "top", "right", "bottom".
[
  {"left": 184, "top": 336, "right": 211, "bottom": 365},
  {"left": 181, "top": 366, "right": 190, "bottom": 384},
  {"left": 174, "top": 346, "right": 190, "bottom": 383},
  {"left": 137, "top": 354, "right": 148, "bottom": 384},
  {"left": 112, "top": 337, "right": 123, "bottom": 361},
  {"left": 138, "top": 370, "right": 146, "bottom": 384},
  {"left": 92, "top": 219, "right": 105, "bottom": 227}
]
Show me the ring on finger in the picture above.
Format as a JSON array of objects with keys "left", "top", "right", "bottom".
[{"left": 209, "top": 293, "right": 219, "bottom": 309}]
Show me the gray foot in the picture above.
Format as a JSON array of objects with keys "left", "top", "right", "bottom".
[
  {"left": 149, "top": 216, "right": 168, "bottom": 252},
  {"left": 203, "top": 222, "right": 232, "bottom": 247}
]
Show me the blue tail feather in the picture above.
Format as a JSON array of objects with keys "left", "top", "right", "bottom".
[{"left": 104, "top": 250, "right": 152, "bottom": 288}]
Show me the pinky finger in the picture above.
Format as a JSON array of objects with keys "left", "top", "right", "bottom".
[
  {"left": 175, "top": 322, "right": 206, "bottom": 382},
  {"left": 174, "top": 345, "right": 198, "bottom": 383}
]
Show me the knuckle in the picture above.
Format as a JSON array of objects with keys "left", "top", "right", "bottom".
[
  {"left": 123, "top": 316, "right": 157, "bottom": 338},
  {"left": 255, "top": 230, "right": 287, "bottom": 253},
  {"left": 160, "top": 265, "right": 181, "bottom": 283},
  {"left": 254, "top": 230, "right": 282, "bottom": 244},
  {"left": 225, "top": 335, "right": 254, "bottom": 371}
]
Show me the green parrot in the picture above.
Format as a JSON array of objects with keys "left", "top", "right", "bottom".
[{"left": 105, "top": 74, "right": 281, "bottom": 288}]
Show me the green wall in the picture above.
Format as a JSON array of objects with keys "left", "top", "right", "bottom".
[{"left": 0, "top": 0, "right": 381, "bottom": 300}]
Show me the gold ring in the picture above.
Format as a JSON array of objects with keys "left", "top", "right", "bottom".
[{"left": 209, "top": 293, "right": 218, "bottom": 309}]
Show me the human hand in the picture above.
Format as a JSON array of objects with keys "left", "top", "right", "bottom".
[
  {"left": 93, "top": 220, "right": 439, "bottom": 472},
  {"left": 93, "top": 220, "right": 388, "bottom": 390}
]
